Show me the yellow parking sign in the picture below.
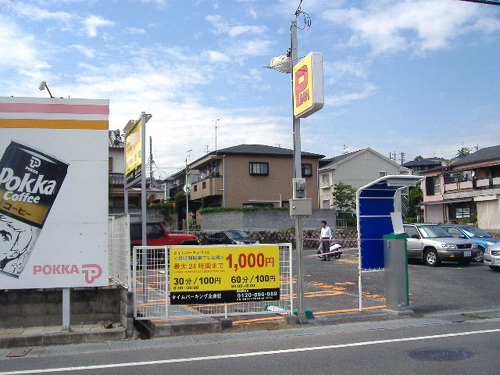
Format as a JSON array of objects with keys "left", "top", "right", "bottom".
[{"left": 169, "top": 245, "right": 280, "bottom": 305}]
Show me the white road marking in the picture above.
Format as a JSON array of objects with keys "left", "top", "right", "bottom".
[{"left": 2, "top": 328, "right": 500, "bottom": 374}]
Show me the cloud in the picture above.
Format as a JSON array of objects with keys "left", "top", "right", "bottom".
[
  {"left": 326, "top": 84, "right": 376, "bottom": 107},
  {"left": 69, "top": 44, "right": 96, "bottom": 58},
  {"left": 202, "top": 50, "right": 231, "bottom": 64},
  {"left": 0, "top": 15, "right": 50, "bottom": 76},
  {"left": 124, "top": 27, "right": 146, "bottom": 35},
  {"left": 205, "top": 15, "right": 267, "bottom": 37},
  {"left": 2, "top": 1, "right": 74, "bottom": 25},
  {"left": 82, "top": 15, "right": 115, "bottom": 37},
  {"left": 322, "top": 0, "right": 499, "bottom": 54},
  {"left": 324, "top": 59, "right": 368, "bottom": 84}
]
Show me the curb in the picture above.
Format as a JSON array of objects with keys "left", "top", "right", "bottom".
[{"left": 0, "top": 327, "right": 126, "bottom": 349}]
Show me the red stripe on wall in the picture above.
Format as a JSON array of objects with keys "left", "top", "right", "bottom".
[{"left": 0, "top": 103, "right": 109, "bottom": 115}]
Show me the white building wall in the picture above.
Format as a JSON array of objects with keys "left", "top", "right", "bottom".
[
  {"left": 109, "top": 148, "right": 124, "bottom": 174},
  {"left": 425, "top": 205, "right": 444, "bottom": 223},
  {"left": 477, "top": 199, "right": 500, "bottom": 230},
  {"left": 319, "top": 150, "right": 408, "bottom": 208}
]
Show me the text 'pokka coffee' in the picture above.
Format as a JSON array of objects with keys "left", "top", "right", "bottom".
[{"left": 0, "top": 141, "right": 68, "bottom": 278}]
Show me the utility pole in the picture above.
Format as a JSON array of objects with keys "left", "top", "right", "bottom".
[
  {"left": 149, "top": 136, "right": 154, "bottom": 187},
  {"left": 185, "top": 150, "right": 192, "bottom": 234}
]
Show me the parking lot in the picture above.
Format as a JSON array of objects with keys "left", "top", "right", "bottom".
[{"left": 295, "top": 247, "right": 500, "bottom": 317}]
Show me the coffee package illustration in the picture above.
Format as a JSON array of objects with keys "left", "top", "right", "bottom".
[{"left": 0, "top": 141, "right": 69, "bottom": 278}]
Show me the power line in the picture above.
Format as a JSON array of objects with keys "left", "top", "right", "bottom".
[{"left": 457, "top": 0, "right": 500, "bottom": 5}]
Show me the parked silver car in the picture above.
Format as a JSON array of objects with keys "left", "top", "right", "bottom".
[
  {"left": 403, "top": 224, "right": 480, "bottom": 267},
  {"left": 484, "top": 242, "right": 500, "bottom": 271}
]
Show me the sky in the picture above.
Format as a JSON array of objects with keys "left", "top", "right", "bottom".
[{"left": 1, "top": 0, "right": 500, "bottom": 179}]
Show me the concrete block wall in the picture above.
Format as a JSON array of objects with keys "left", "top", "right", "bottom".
[
  {"left": 0, "top": 286, "right": 133, "bottom": 336},
  {"left": 198, "top": 209, "right": 337, "bottom": 231},
  {"left": 194, "top": 228, "right": 358, "bottom": 250}
]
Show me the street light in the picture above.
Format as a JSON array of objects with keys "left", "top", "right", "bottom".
[
  {"left": 212, "top": 119, "right": 220, "bottom": 152},
  {"left": 267, "top": 18, "right": 307, "bottom": 323}
]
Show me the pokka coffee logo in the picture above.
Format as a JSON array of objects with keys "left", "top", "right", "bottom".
[
  {"left": 32, "top": 264, "right": 103, "bottom": 284},
  {"left": 0, "top": 141, "right": 68, "bottom": 279}
]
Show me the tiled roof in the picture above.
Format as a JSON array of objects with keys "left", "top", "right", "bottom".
[
  {"left": 451, "top": 145, "right": 500, "bottom": 168},
  {"left": 213, "top": 144, "right": 325, "bottom": 158},
  {"left": 319, "top": 150, "right": 360, "bottom": 168},
  {"left": 403, "top": 158, "right": 444, "bottom": 168}
]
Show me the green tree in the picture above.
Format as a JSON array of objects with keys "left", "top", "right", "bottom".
[
  {"left": 414, "top": 155, "right": 423, "bottom": 161},
  {"left": 406, "top": 186, "right": 423, "bottom": 219},
  {"left": 331, "top": 182, "right": 356, "bottom": 215},
  {"left": 456, "top": 147, "right": 472, "bottom": 157}
]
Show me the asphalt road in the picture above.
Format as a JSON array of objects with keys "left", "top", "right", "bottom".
[
  {"left": 297, "top": 248, "right": 500, "bottom": 317},
  {"left": 0, "top": 318, "right": 499, "bottom": 374},
  {"left": 1, "top": 247, "right": 499, "bottom": 374}
]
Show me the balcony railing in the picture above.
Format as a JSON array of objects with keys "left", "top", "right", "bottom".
[
  {"left": 444, "top": 180, "right": 473, "bottom": 192},
  {"left": 190, "top": 176, "right": 223, "bottom": 200}
]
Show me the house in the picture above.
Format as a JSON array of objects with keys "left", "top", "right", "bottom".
[
  {"left": 187, "top": 144, "right": 324, "bottom": 209},
  {"left": 108, "top": 129, "right": 128, "bottom": 208},
  {"left": 421, "top": 145, "right": 500, "bottom": 230},
  {"left": 319, "top": 148, "right": 409, "bottom": 210},
  {"left": 403, "top": 157, "right": 448, "bottom": 175}
]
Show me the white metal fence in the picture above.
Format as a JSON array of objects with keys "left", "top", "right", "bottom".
[
  {"left": 133, "top": 244, "right": 293, "bottom": 320},
  {"left": 108, "top": 214, "right": 131, "bottom": 291}
]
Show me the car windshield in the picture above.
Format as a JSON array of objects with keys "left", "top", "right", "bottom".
[
  {"left": 226, "top": 231, "right": 249, "bottom": 239},
  {"left": 461, "top": 226, "right": 493, "bottom": 238},
  {"left": 418, "top": 226, "right": 453, "bottom": 238}
]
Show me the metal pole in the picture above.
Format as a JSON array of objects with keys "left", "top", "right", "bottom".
[
  {"left": 141, "top": 112, "right": 147, "bottom": 300},
  {"left": 62, "top": 288, "right": 70, "bottom": 331},
  {"left": 290, "top": 20, "right": 307, "bottom": 324},
  {"left": 185, "top": 158, "right": 189, "bottom": 234}
]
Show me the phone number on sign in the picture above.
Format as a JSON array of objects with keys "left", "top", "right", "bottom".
[{"left": 236, "top": 290, "right": 279, "bottom": 302}]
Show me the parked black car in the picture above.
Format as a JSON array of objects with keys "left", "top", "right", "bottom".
[{"left": 207, "top": 231, "right": 258, "bottom": 245}]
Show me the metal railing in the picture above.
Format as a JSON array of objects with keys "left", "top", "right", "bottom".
[
  {"left": 133, "top": 244, "right": 293, "bottom": 320},
  {"left": 108, "top": 214, "right": 131, "bottom": 291}
]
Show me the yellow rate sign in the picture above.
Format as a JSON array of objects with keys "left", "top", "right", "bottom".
[{"left": 169, "top": 245, "right": 280, "bottom": 305}]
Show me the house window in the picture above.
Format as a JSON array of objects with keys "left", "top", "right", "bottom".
[
  {"left": 302, "top": 163, "right": 313, "bottom": 177},
  {"left": 322, "top": 199, "right": 330, "bottom": 209},
  {"left": 322, "top": 174, "right": 330, "bottom": 184},
  {"left": 202, "top": 181, "right": 206, "bottom": 189},
  {"left": 455, "top": 207, "right": 471, "bottom": 219},
  {"left": 249, "top": 162, "right": 269, "bottom": 176},
  {"left": 109, "top": 157, "right": 113, "bottom": 171},
  {"left": 425, "top": 176, "right": 441, "bottom": 195},
  {"left": 379, "top": 171, "right": 388, "bottom": 178},
  {"left": 193, "top": 185, "right": 198, "bottom": 192}
]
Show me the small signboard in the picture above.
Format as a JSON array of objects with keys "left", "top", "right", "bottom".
[
  {"left": 124, "top": 118, "right": 142, "bottom": 186},
  {"left": 169, "top": 245, "right": 280, "bottom": 304},
  {"left": 293, "top": 52, "right": 324, "bottom": 119}
]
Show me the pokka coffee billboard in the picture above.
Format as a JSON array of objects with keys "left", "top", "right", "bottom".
[{"left": 0, "top": 97, "right": 109, "bottom": 289}]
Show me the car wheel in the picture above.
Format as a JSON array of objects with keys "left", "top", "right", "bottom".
[
  {"left": 489, "top": 266, "right": 500, "bottom": 272},
  {"left": 457, "top": 259, "right": 471, "bottom": 266},
  {"left": 475, "top": 247, "right": 485, "bottom": 263},
  {"left": 424, "top": 249, "right": 440, "bottom": 267}
]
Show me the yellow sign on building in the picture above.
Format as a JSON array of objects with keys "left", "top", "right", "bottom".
[
  {"left": 293, "top": 52, "right": 324, "bottom": 119},
  {"left": 169, "top": 245, "right": 280, "bottom": 304}
]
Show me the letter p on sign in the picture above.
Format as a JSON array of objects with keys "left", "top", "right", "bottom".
[{"left": 292, "top": 52, "right": 324, "bottom": 119}]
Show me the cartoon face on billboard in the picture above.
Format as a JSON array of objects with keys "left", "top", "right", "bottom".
[{"left": 0, "top": 214, "right": 35, "bottom": 276}]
